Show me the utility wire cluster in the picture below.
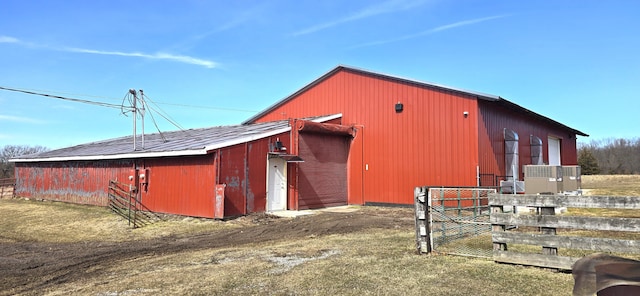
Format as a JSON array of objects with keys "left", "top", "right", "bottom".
[
  {"left": 1, "top": 85, "right": 261, "bottom": 148},
  {"left": 0, "top": 86, "right": 123, "bottom": 109},
  {"left": 2, "top": 86, "right": 183, "bottom": 140},
  {"left": 121, "top": 89, "right": 184, "bottom": 143}
]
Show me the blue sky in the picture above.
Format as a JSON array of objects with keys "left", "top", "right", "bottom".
[{"left": 1, "top": 0, "right": 638, "bottom": 149}]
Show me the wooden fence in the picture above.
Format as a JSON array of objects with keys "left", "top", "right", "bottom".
[
  {"left": 0, "top": 178, "right": 16, "bottom": 198},
  {"left": 490, "top": 194, "right": 640, "bottom": 270}
]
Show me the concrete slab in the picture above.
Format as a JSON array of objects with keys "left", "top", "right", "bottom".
[
  {"left": 317, "top": 205, "right": 360, "bottom": 213},
  {"left": 268, "top": 205, "right": 360, "bottom": 218},
  {"left": 268, "top": 210, "right": 314, "bottom": 218}
]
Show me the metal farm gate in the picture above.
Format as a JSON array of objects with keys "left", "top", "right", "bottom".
[{"left": 415, "top": 187, "right": 497, "bottom": 258}]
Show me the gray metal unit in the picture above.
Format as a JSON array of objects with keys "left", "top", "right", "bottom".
[
  {"left": 524, "top": 165, "right": 563, "bottom": 194},
  {"left": 500, "top": 180, "right": 525, "bottom": 194},
  {"left": 562, "top": 166, "right": 582, "bottom": 191}
]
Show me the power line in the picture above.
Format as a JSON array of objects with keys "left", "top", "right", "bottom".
[
  {"left": 150, "top": 101, "right": 258, "bottom": 113},
  {"left": 0, "top": 86, "right": 123, "bottom": 109},
  {"left": 1, "top": 85, "right": 258, "bottom": 113},
  {"left": 143, "top": 94, "right": 185, "bottom": 131},
  {"left": 1, "top": 86, "right": 123, "bottom": 102}
]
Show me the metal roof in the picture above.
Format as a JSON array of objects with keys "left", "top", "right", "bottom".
[
  {"left": 12, "top": 114, "right": 342, "bottom": 162},
  {"left": 242, "top": 65, "right": 587, "bottom": 137}
]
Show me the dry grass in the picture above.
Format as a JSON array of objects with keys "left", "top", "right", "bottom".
[
  {"left": 0, "top": 199, "right": 245, "bottom": 243},
  {"left": 6, "top": 175, "right": 639, "bottom": 295},
  {"left": 581, "top": 174, "right": 640, "bottom": 196},
  {"left": 0, "top": 198, "right": 575, "bottom": 296},
  {"left": 40, "top": 229, "right": 572, "bottom": 296},
  {"left": 568, "top": 174, "right": 640, "bottom": 220}
]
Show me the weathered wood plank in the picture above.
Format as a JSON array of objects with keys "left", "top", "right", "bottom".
[
  {"left": 414, "top": 186, "right": 431, "bottom": 253},
  {"left": 491, "top": 213, "right": 640, "bottom": 232},
  {"left": 493, "top": 232, "right": 640, "bottom": 254},
  {"left": 489, "top": 194, "right": 640, "bottom": 209},
  {"left": 493, "top": 250, "right": 578, "bottom": 270},
  {"left": 540, "top": 207, "right": 557, "bottom": 255},
  {"left": 491, "top": 205, "right": 507, "bottom": 251}
]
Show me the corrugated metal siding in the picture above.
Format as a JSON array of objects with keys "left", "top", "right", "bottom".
[
  {"left": 246, "top": 135, "right": 289, "bottom": 213},
  {"left": 297, "top": 133, "right": 348, "bottom": 209},
  {"left": 477, "top": 100, "right": 579, "bottom": 183},
  {"left": 14, "top": 160, "right": 133, "bottom": 206},
  {"left": 218, "top": 133, "right": 290, "bottom": 216},
  {"left": 15, "top": 133, "right": 289, "bottom": 218},
  {"left": 140, "top": 155, "right": 216, "bottom": 218},
  {"left": 218, "top": 144, "right": 247, "bottom": 216},
  {"left": 348, "top": 125, "right": 364, "bottom": 205},
  {"left": 252, "top": 69, "right": 480, "bottom": 205}
]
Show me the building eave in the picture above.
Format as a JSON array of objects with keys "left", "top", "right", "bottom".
[
  {"left": 242, "top": 65, "right": 500, "bottom": 124},
  {"left": 9, "top": 149, "right": 209, "bottom": 163},
  {"left": 11, "top": 114, "right": 343, "bottom": 163},
  {"left": 242, "top": 65, "right": 587, "bottom": 137}
]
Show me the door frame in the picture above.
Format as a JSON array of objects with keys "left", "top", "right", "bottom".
[
  {"left": 266, "top": 156, "right": 287, "bottom": 212},
  {"left": 548, "top": 136, "right": 561, "bottom": 166}
]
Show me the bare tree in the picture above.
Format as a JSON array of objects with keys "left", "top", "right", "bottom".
[
  {"left": 0, "top": 145, "right": 49, "bottom": 178},
  {"left": 579, "top": 138, "right": 640, "bottom": 175}
]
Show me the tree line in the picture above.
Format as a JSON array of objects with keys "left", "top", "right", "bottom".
[
  {"left": 0, "top": 145, "right": 49, "bottom": 178},
  {"left": 578, "top": 138, "right": 640, "bottom": 175}
]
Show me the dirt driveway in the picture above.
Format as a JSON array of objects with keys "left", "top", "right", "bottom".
[{"left": 0, "top": 206, "right": 414, "bottom": 295}]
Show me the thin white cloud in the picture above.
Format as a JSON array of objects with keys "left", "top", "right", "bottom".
[
  {"left": 429, "top": 15, "right": 508, "bottom": 33},
  {"left": 292, "top": 0, "right": 429, "bottom": 36},
  {"left": 65, "top": 47, "right": 218, "bottom": 68},
  {"left": 0, "top": 115, "right": 46, "bottom": 124},
  {"left": 0, "top": 36, "right": 20, "bottom": 43},
  {"left": 1, "top": 35, "right": 217, "bottom": 68},
  {"left": 351, "top": 14, "right": 509, "bottom": 49}
]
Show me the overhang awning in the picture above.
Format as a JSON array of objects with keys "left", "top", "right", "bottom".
[
  {"left": 268, "top": 153, "right": 304, "bottom": 162},
  {"left": 295, "top": 120, "right": 355, "bottom": 137}
]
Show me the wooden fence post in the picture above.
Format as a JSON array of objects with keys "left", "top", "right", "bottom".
[
  {"left": 540, "top": 206, "right": 558, "bottom": 256},
  {"left": 491, "top": 204, "right": 507, "bottom": 251},
  {"left": 414, "top": 187, "right": 431, "bottom": 254}
]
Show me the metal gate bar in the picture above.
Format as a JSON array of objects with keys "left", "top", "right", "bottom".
[{"left": 415, "top": 187, "right": 496, "bottom": 258}]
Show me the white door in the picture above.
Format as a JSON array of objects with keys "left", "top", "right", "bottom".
[
  {"left": 548, "top": 137, "right": 561, "bottom": 166},
  {"left": 267, "top": 157, "right": 287, "bottom": 212}
]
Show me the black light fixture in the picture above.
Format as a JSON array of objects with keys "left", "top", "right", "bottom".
[
  {"left": 395, "top": 101, "right": 403, "bottom": 113},
  {"left": 273, "top": 137, "right": 287, "bottom": 152}
]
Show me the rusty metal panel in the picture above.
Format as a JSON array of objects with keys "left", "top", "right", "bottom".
[
  {"left": 218, "top": 134, "right": 289, "bottom": 216},
  {"left": 214, "top": 184, "right": 226, "bottom": 219},
  {"left": 246, "top": 135, "right": 286, "bottom": 213},
  {"left": 251, "top": 68, "right": 479, "bottom": 205},
  {"left": 15, "top": 155, "right": 218, "bottom": 218},
  {"left": 14, "top": 160, "right": 133, "bottom": 206},
  {"left": 218, "top": 144, "right": 247, "bottom": 216}
]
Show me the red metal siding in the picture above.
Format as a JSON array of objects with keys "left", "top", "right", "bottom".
[
  {"left": 218, "top": 144, "right": 248, "bottom": 216},
  {"left": 140, "top": 155, "right": 216, "bottom": 218},
  {"left": 15, "top": 156, "right": 219, "bottom": 218},
  {"left": 14, "top": 160, "right": 133, "bottom": 206},
  {"left": 477, "top": 100, "right": 579, "bottom": 184},
  {"left": 252, "top": 69, "right": 480, "bottom": 205},
  {"left": 218, "top": 133, "right": 290, "bottom": 216},
  {"left": 247, "top": 136, "right": 288, "bottom": 213}
]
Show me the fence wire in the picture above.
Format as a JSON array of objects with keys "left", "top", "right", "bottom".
[{"left": 416, "top": 187, "right": 497, "bottom": 258}]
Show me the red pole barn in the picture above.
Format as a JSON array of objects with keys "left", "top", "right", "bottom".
[{"left": 11, "top": 65, "right": 587, "bottom": 217}]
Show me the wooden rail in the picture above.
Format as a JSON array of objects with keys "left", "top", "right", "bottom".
[
  {"left": 490, "top": 194, "right": 640, "bottom": 270},
  {"left": 0, "top": 178, "right": 16, "bottom": 198}
]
